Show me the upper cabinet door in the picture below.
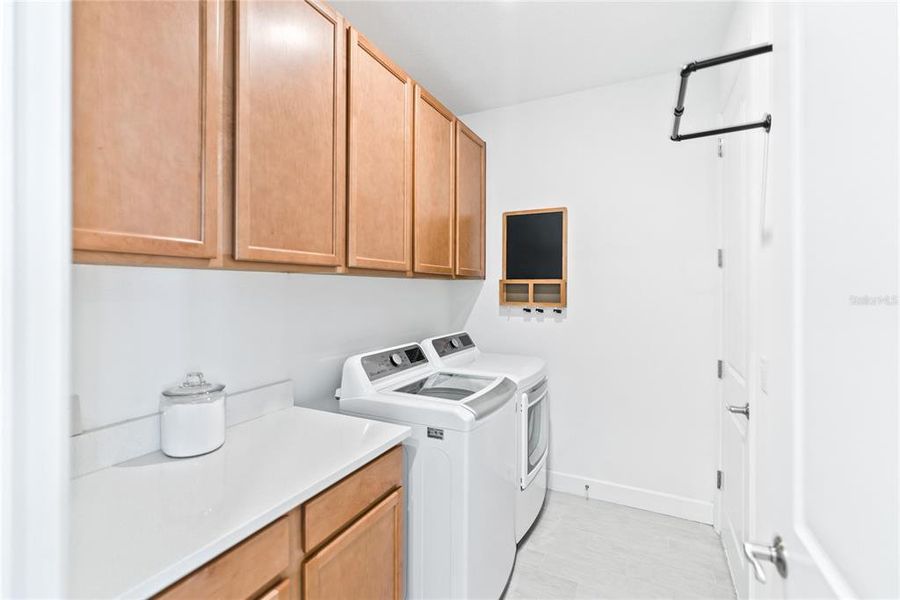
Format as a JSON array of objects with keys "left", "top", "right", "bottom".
[
  {"left": 235, "top": 0, "right": 345, "bottom": 266},
  {"left": 347, "top": 29, "right": 413, "bottom": 272},
  {"left": 455, "top": 121, "right": 486, "bottom": 278},
  {"left": 413, "top": 86, "right": 456, "bottom": 276},
  {"left": 73, "top": 0, "right": 223, "bottom": 258}
]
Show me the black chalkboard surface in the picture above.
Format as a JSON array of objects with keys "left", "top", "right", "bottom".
[{"left": 505, "top": 210, "right": 565, "bottom": 279}]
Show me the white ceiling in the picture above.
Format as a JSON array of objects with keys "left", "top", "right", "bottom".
[{"left": 332, "top": 1, "right": 737, "bottom": 115}]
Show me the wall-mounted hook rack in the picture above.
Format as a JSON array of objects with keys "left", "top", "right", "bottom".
[{"left": 670, "top": 43, "right": 773, "bottom": 142}]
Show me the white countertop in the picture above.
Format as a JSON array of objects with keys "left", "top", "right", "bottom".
[{"left": 69, "top": 407, "right": 410, "bottom": 599}]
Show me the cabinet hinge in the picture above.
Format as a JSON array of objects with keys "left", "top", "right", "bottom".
[
  {"left": 717, "top": 360, "right": 724, "bottom": 379},
  {"left": 717, "top": 137, "right": 724, "bottom": 158},
  {"left": 717, "top": 248, "right": 724, "bottom": 268},
  {"left": 717, "top": 470, "right": 724, "bottom": 489}
]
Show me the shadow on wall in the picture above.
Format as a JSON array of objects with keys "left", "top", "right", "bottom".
[{"left": 72, "top": 264, "right": 484, "bottom": 430}]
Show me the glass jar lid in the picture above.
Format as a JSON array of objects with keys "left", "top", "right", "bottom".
[{"left": 162, "top": 372, "right": 225, "bottom": 397}]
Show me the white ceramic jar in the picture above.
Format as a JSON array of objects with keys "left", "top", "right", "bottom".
[{"left": 160, "top": 372, "right": 226, "bottom": 458}]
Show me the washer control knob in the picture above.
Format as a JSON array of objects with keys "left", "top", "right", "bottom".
[
  {"left": 390, "top": 353, "right": 403, "bottom": 367},
  {"left": 450, "top": 337, "right": 461, "bottom": 349}
]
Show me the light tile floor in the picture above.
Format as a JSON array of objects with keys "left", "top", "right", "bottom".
[{"left": 504, "top": 491, "right": 736, "bottom": 600}]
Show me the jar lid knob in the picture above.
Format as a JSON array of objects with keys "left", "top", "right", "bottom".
[
  {"left": 162, "top": 371, "right": 225, "bottom": 397},
  {"left": 183, "top": 372, "right": 206, "bottom": 387}
]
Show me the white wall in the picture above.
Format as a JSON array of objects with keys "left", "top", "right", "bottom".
[
  {"left": 460, "top": 72, "right": 722, "bottom": 522},
  {"left": 72, "top": 266, "right": 481, "bottom": 432}
]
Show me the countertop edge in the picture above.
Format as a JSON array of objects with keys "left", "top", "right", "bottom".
[{"left": 117, "top": 426, "right": 411, "bottom": 599}]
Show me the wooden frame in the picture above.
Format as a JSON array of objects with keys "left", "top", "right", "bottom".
[{"left": 500, "top": 207, "right": 568, "bottom": 308}]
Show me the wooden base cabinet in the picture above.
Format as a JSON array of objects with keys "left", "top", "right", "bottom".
[
  {"left": 156, "top": 517, "right": 291, "bottom": 600},
  {"left": 154, "top": 446, "right": 403, "bottom": 600},
  {"left": 303, "top": 489, "right": 403, "bottom": 600}
]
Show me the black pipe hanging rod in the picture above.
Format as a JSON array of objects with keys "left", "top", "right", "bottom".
[{"left": 670, "top": 43, "right": 773, "bottom": 142}]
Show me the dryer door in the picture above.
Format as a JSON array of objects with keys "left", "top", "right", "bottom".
[{"left": 521, "top": 379, "right": 549, "bottom": 490}]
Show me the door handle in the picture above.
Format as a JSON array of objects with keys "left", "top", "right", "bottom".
[
  {"left": 726, "top": 403, "right": 750, "bottom": 418},
  {"left": 743, "top": 535, "right": 788, "bottom": 583}
]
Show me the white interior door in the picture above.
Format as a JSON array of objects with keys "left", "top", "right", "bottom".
[
  {"left": 750, "top": 3, "right": 899, "bottom": 598},
  {"left": 718, "top": 63, "right": 757, "bottom": 600}
]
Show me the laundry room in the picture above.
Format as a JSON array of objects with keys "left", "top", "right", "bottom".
[{"left": 3, "top": 1, "right": 897, "bottom": 599}]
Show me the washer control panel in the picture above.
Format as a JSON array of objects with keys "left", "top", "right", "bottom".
[
  {"left": 431, "top": 332, "right": 476, "bottom": 358},
  {"left": 362, "top": 344, "right": 428, "bottom": 381}
]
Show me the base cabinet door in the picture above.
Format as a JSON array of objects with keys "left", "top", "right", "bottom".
[
  {"left": 235, "top": 0, "right": 346, "bottom": 266},
  {"left": 73, "top": 0, "right": 223, "bottom": 259},
  {"left": 413, "top": 86, "right": 456, "bottom": 275},
  {"left": 303, "top": 489, "right": 403, "bottom": 600},
  {"left": 454, "top": 121, "right": 486, "bottom": 278}
]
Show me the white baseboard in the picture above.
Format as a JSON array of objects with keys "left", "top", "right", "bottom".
[{"left": 548, "top": 469, "right": 714, "bottom": 524}]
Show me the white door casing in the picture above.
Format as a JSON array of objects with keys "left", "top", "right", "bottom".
[{"left": 0, "top": 1, "right": 72, "bottom": 596}]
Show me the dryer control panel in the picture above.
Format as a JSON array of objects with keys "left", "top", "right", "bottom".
[
  {"left": 431, "top": 332, "right": 476, "bottom": 358},
  {"left": 362, "top": 344, "right": 428, "bottom": 381}
]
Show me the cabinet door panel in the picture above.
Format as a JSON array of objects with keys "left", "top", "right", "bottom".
[
  {"left": 455, "top": 121, "right": 485, "bottom": 278},
  {"left": 347, "top": 29, "right": 413, "bottom": 272},
  {"left": 235, "top": 0, "right": 345, "bottom": 266},
  {"left": 413, "top": 86, "right": 455, "bottom": 275},
  {"left": 73, "top": 0, "right": 222, "bottom": 258},
  {"left": 303, "top": 489, "right": 403, "bottom": 600}
]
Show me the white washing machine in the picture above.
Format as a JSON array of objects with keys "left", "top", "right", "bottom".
[
  {"left": 338, "top": 342, "right": 517, "bottom": 600},
  {"left": 421, "top": 332, "right": 549, "bottom": 543}
]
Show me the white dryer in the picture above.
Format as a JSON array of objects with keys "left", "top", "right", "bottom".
[
  {"left": 420, "top": 332, "right": 549, "bottom": 543},
  {"left": 338, "top": 343, "right": 517, "bottom": 600}
]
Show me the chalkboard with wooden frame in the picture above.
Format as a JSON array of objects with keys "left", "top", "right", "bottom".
[{"left": 500, "top": 207, "right": 567, "bottom": 307}]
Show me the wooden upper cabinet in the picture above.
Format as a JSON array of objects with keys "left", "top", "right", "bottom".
[
  {"left": 235, "top": 0, "right": 346, "bottom": 266},
  {"left": 346, "top": 29, "right": 413, "bottom": 272},
  {"left": 73, "top": 0, "right": 223, "bottom": 258},
  {"left": 304, "top": 489, "right": 403, "bottom": 600},
  {"left": 413, "top": 86, "right": 456, "bottom": 276},
  {"left": 455, "top": 121, "right": 486, "bottom": 278}
]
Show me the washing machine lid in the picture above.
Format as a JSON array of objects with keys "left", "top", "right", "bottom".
[
  {"left": 393, "top": 372, "right": 495, "bottom": 401},
  {"left": 341, "top": 375, "right": 515, "bottom": 430},
  {"left": 423, "top": 332, "right": 546, "bottom": 390},
  {"left": 339, "top": 341, "right": 517, "bottom": 429}
]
